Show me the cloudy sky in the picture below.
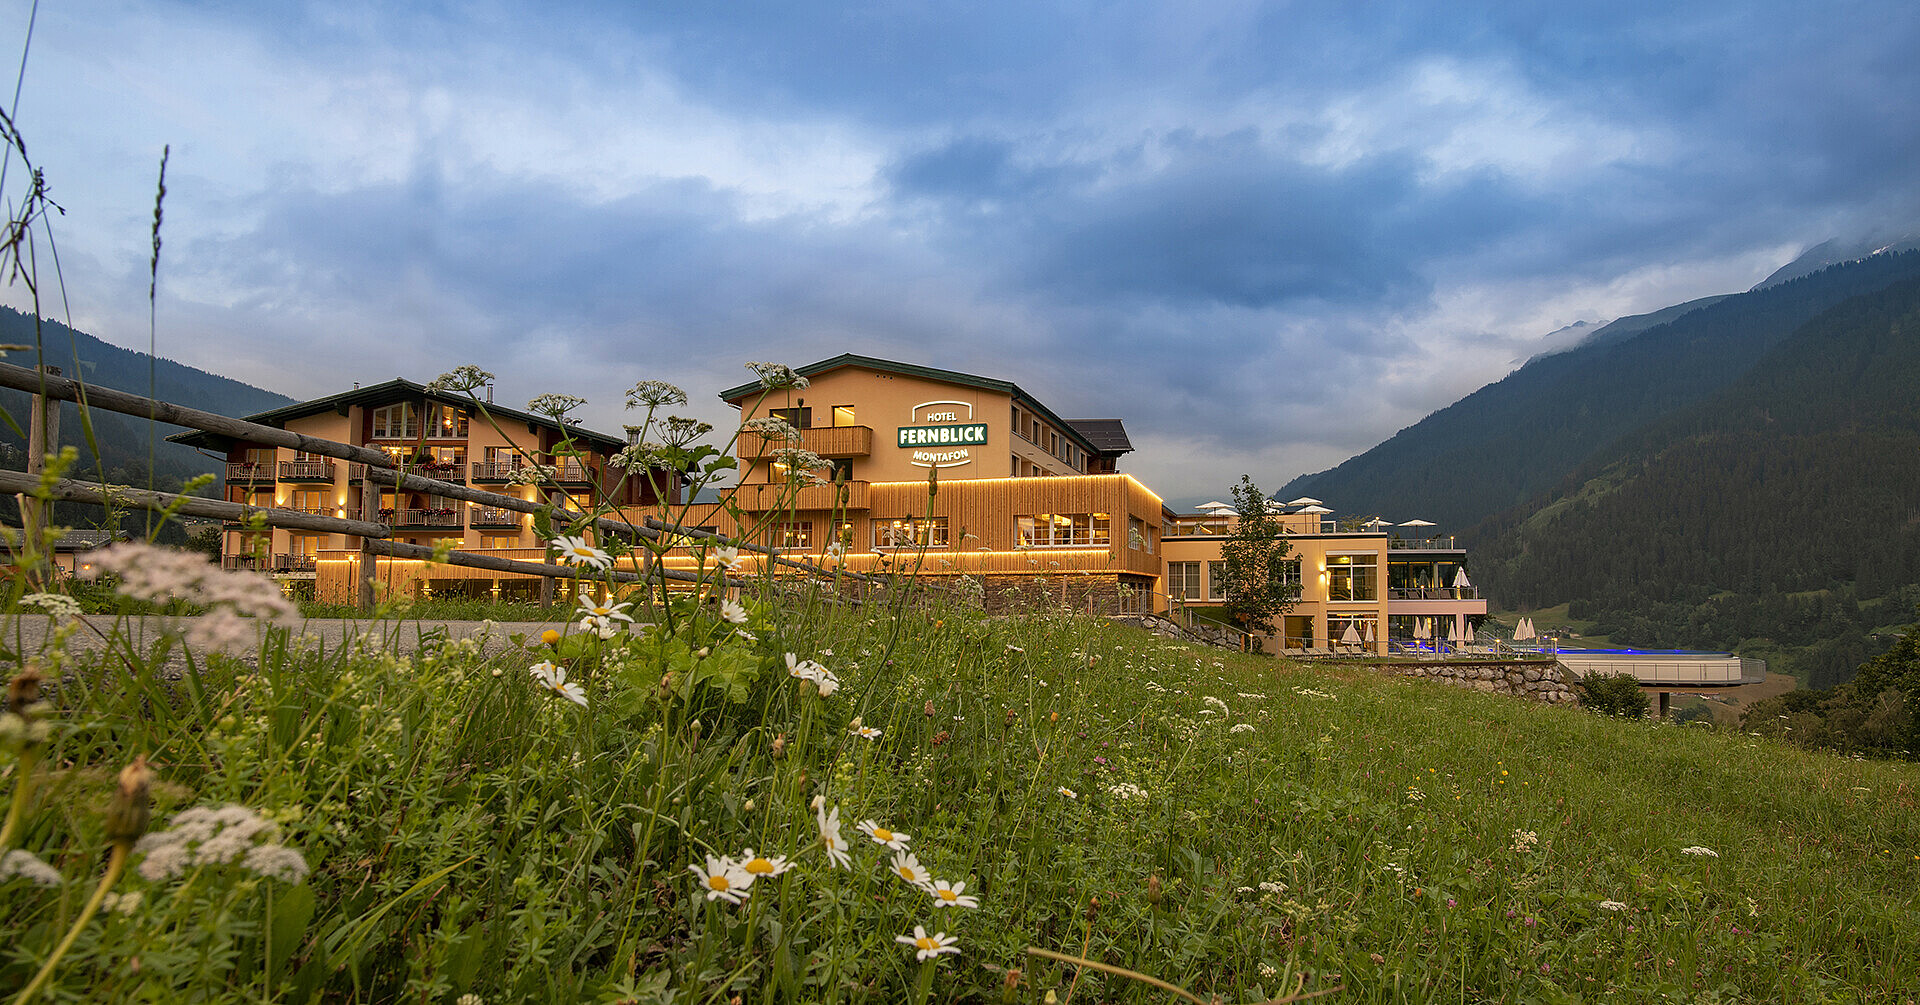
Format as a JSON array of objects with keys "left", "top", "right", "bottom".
[{"left": 5, "top": 0, "right": 1918, "bottom": 507}]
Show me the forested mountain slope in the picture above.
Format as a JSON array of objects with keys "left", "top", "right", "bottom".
[
  {"left": 1277, "top": 250, "right": 1920, "bottom": 530},
  {"left": 1472, "top": 275, "right": 1920, "bottom": 685}
]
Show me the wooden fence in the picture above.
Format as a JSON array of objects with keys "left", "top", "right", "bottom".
[{"left": 0, "top": 360, "right": 901, "bottom": 611}]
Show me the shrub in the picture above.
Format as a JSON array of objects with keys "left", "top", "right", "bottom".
[{"left": 1578, "top": 671, "right": 1651, "bottom": 718}]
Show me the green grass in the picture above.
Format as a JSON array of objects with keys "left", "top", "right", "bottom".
[{"left": 5, "top": 578, "right": 1919, "bottom": 1003}]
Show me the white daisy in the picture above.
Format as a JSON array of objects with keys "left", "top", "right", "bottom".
[
  {"left": 551, "top": 535, "right": 611, "bottom": 570},
  {"left": 574, "top": 596, "right": 634, "bottom": 622},
  {"left": 856, "top": 819, "right": 910, "bottom": 850},
  {"left": 817, "top": 804, "right": 852, "bottom": 869},
  {"left": 688, "top": 856, "right": 752, "bottom": 904},
  {"left": 894, "top": 925, "right": 960, "bottom": 962},
  {"left": 720, "top": 599, "right": 749, "bottom": 624},
  {"left": 1057, "top": 786, "right": 1077, "bottom": 800},
  {"left": 927, "top": 879, "right": 980, "bottom": 909},
  {"left": 531, "top": 665, "right": 587, "bottom": 707},
  {"left": 851, "top": 725, "right": 881, "bottom": 739},
  {"left": 738, "top": 848, "right": 795, "bottom": 880},
  {"left": 889, "top": 851, "right": 934, "bottom": 889}
]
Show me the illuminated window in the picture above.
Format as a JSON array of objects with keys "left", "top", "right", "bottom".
[
  {"left": 770, "top": 521, "right": 813, "bottom": 549},
  {"left": 873, "top": 517, "right": 949, "bottom": 549},
  {"left": 832, "top": 405, "right": 856, "bottom": 426},
  {"left": 1016, "top": 513, "right": 1110, "bottom": 547},
  {"left": 1327, "top": 554, "right": 1378, "bottom": 602},
  {"left": 481, "top": 534, "right": 521, "bottom": 550}
]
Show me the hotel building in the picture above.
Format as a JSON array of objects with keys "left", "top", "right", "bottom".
[
  {"left": 170, "top": 378, "right": 681, "bottom": 600},
  {"left": 182, "top": 357, "right": 1485, "bottom": 652}
]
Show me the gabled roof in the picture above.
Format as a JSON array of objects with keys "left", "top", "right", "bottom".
[
  {"left": 166, "top": 378, "right": 630, "bottom": 452},
  {"left": 1065, "top": 418, "right": 1133, "bottom": 456},
  {"left": 717, "top": 353, "right": 1102, "bottom": 456}
]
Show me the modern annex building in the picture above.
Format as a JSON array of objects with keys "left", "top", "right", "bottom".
[{"left": 181, "top": 356, "right": 1485, "bottom": 652}]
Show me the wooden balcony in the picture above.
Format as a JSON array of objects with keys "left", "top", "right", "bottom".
[
  {"left": 413, "top": 462, "right": 465, "bottom": 483},
  {"left": 225, "top": 462, "right": 275, "bottom": 485},
  {"left": 391, "top": 508, "right": 463, "bottom": 529},
  {"left": 734, "top": 479, "right": 870, "bottom": 512},
  {"left": 470, "top": 460, "right": 525, "bottom": 483},
  {"left": 554, "top": 461, "right": 596, "bottom": 486},
  {"left": 277, "top": 459, "right": 336, "bottom": 482},
  {"left": 469, "top": 506, "right": 523, "bottom": 529},
  {"left": 739, "top": 425, "right": 874, "bottom": 459}
]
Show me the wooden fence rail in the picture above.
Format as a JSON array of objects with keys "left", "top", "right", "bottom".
[{"left": 3, "top": 363, "right": 904, "bottom": 610}]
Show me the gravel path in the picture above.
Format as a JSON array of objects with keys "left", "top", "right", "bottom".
[{"left": 9, "top": 615, "right": 588, "bottom": 661}]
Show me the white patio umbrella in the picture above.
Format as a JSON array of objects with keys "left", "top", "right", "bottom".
[
  {"left": 1297, "top": 505, "right": 1333, "bottom": 514},
  {"left": 1197, "top": 501, "right": 1235, "bottom": 511},
  {"left": 1397, "top": 519, "right": 1437, "bottom": 528},
  {"left": 1513, "top": 617, "right": 1534, "bottom": 642},
  {"left": 1340, "top": 621, "right": 1361, "bottom": 646},
  {"left": 1523, "top": 617, "right": 1538, "bottom": 641},
  {"left": 1452, "top": 567, "right": 1472, "bottom": 589},
  {"left": 1285, "top": 497, "right": 1323, "bottom": 507},
  {"left": 1462, "top": 621, "right": 1477, "bottom": 645}
]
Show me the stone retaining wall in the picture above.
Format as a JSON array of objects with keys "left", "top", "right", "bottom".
[
  {"left": 1108, "top": 613, "right": 1246, "bottom": 650},
  {"left": 1383, "top": 660, "right": 1579, "bottom": 705}
]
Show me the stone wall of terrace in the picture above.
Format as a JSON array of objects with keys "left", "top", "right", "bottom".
[{"left": 1385, "top": 659, "right": 1579, "bottom": 705}]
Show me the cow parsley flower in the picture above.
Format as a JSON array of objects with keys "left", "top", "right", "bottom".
[
  {"left": 0, "top": 849, "right": 63, "bottom": 887},
  {"left": 526, "top": 393, "right": 587, "bottom": 419},
  {"left": 625, "top": 379, "right": 688, "bottom": 409},
  {"left": 745, "top": 361, "right": 810, "bottom": 389},
  {"left": 19, "top": 593, "right": 80, "bottom": 619},
  {"left": 1680, "top": 846, "right": 1719, "bottom": 858},
  {"left": 1597, "top": 900, "right": 1629, "bottom": 912}
]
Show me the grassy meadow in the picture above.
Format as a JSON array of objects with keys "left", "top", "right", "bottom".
[{"left": 4, "top": 574, "right": 1919, "bottom": 1005}]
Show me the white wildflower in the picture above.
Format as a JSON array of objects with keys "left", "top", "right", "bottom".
[
  {"left": 19, "top": 593, "right": 80, "bottom": 619},
  {"left": 1597, "top": 900, "right": 1629, "bottom": 912},
  {"left": 1680, "top": 846, "right": 1719, "bottom": 858},
  {"left": 0, "top": 849, "right": 63, "bottom": 886},
  {"left": 720, "top": 599, "right": 749, "bottom": 624}
]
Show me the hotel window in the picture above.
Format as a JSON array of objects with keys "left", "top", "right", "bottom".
[
  {"left": 481, "top": 534, "right": 520, "bottom": 550},
  {"left": 770, "top": 406, "right": 813, "bottom": 429},
  {"left": 1207, "top": 561, "right": 1229, "bottom": 600},
  {"left": 873, "top": 517, "right": 949, "bottom": 549},
  {"left": 1168, "top": 562, "right": 1202, "bottom": 599},
  {"left": 425, "top": 403, "right": 468, "bottom": 438},
  {"left": 1128, "top": 516, "right": 1153, "bottom": 552},
  {"left": 288, "top": 489, "right": 329, "bottom": 514},
  {"left": 1016, "top": 513, "right": 1111, "bottom": 547},
  {"left": 832, "top": 405, "right": 856, "bottom": 426},
  {"left": 287, "top": 534, "right": 320, "bottom": 557},
  {"left": 1327, "top": 554, "right": 1378, "bottom": 602},
  {"left": 371, "top": 403, "right": 420, "bottom": 439},
  {"left": 770, "top": 521, "right": 813, "bottom": 549}
]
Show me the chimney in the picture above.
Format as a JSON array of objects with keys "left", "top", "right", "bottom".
[{"left": 486, "top": 383, "right": 494, "bottom": 403}]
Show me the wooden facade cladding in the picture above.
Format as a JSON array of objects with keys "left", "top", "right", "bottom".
[
  {"left": 739, "top": 425, "right": 874, "bottom": 459},
  {"left": 734, "top": 479, "right": 872, "bottom": 512}
]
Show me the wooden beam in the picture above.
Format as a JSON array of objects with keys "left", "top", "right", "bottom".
[
  {"left": 0, "top": 469, "right": 391, "bottom": 539},
  {"left": 0, "top": 360, "right": 397, "bottom": 468}
]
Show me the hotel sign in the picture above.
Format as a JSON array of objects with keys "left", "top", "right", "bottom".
[
  {"left": 897, "top": 423, "right": 989, "bottom": 447},
  {"left": 901, "top": 400, "right": 982, "bottom": 468}
]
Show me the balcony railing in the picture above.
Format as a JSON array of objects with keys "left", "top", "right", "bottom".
[
  {"left": 277, "top": 459, "right": 336, "bottom": 482},
  {"left": 739, "top": 425, "right": 875, "bottom": 459},
  {"left": 225, "top": 462, "right": 275, "bottom": 484},
  {"left": 389, "top": 508, "right": 463, "bottom": 529},
  {"left": 1388, "top": 587, "right": 1481, "bottom": 601},
  {"left": 275, "top": 554, "right": 316, "bottom": 573},
  {"left": 735, "top": 479, "right": 870, "bottom": 512},
  {"left": 554, "top": 461, "right": 595, "bottom": 484},
  {"left": 470, "top": 460, "right": 525, "bottom": 483},
  {"left": 1389, "top": 536, "right": 1459, "bottom": 550},
  {"left": 411, "top": 462, "right": 465, "bottom": 482},
  {"left": 469, "top": 507, "right": 522, "bottom": 528}
]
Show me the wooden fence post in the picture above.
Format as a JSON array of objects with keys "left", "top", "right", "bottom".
[
  {"left": 18, "top": 365, "right": 61, "bottom": 585},
  {"left": 357, "top": 466, "right": 379, "bottom": 612}
]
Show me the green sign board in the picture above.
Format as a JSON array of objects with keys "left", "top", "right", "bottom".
[{"left": 897, "top": 423, "right": 989, "bottom": 448}]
